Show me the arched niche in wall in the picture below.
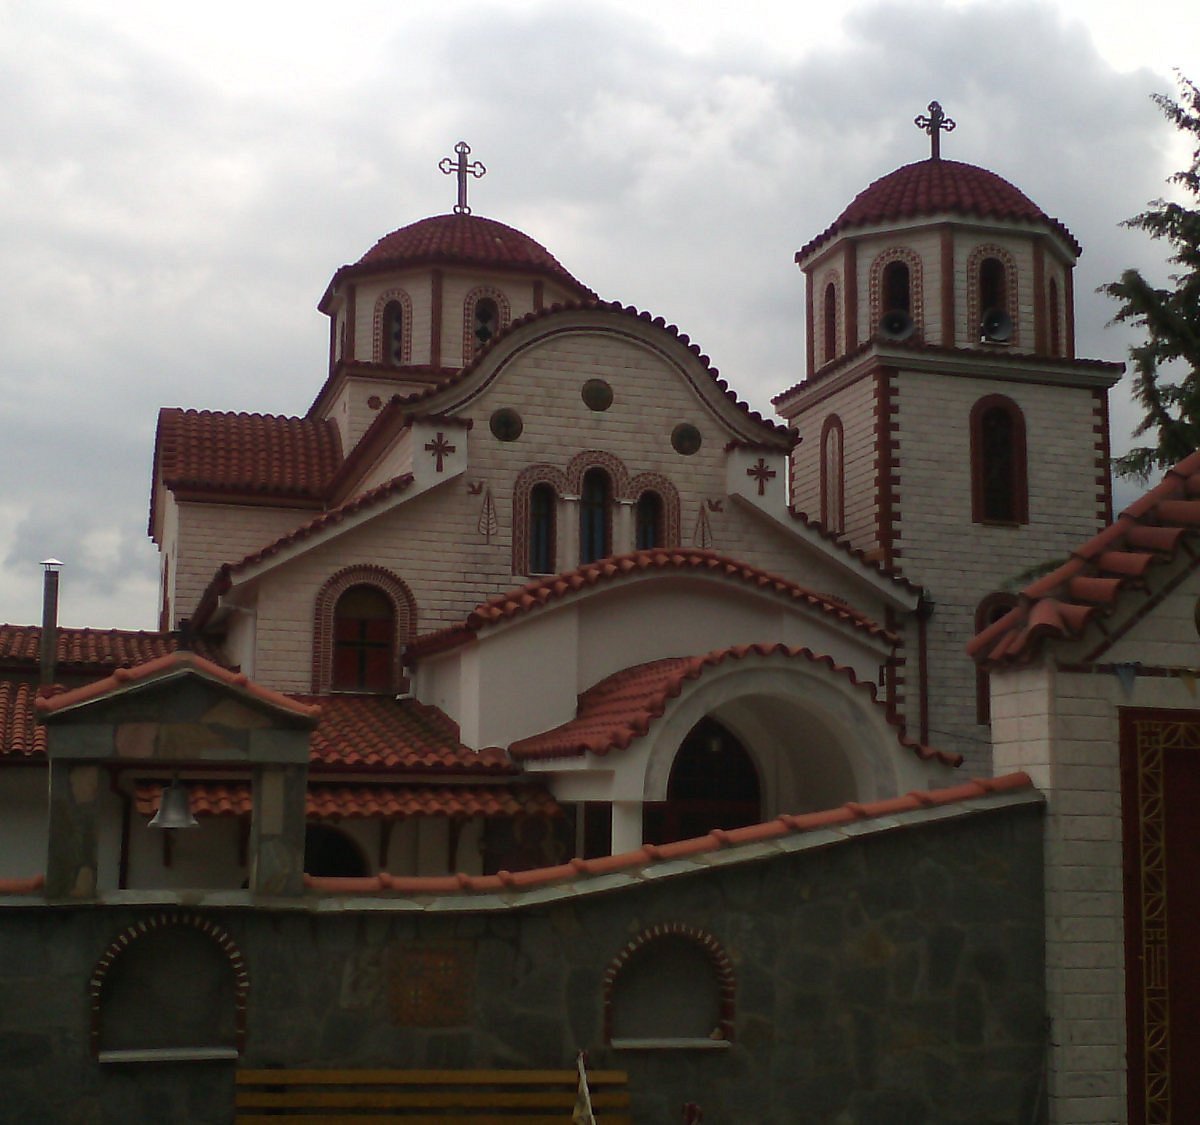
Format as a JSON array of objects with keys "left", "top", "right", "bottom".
[
  {"left": 90, "top": 912, "right": 248, "bottom": 1063},
  {"left": 604, "top": 923, "right": 735, "bottom": 1048}
]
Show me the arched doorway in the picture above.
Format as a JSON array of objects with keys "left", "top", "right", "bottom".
[{"left": 643, "top": 717, "right": 761, "bottom": 845}]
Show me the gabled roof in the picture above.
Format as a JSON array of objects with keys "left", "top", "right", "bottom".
[
  {"left": 969, "top": 450, "right": 1200, "bottom": 667},
  {"left": 509, "top": 644, "right": 958, "bottom": 766},
  {"left": 150, "top": 408, "right": 343, "bottom": 534},
  {"left": 796, "top": 159, "right": 1080, "bottom": 262},
  {"left": 409, "top": 549, "right": 895, "bottom": 659},
  {"left": 0, "top": 624, "right": 222, "bottom": 674},
  {"left": 34, "top": 651, "right": 320, "bottom": 721},
  {"left": 192, "top": 474, "right": 415, "bottom": 628},
  {"left": 322, "top": 213, "right": 595, "bottom": 306},
  {"left": 294, "top": 694, "right": 515, "bottom": 775},
  {"left": 136, "top": 780, "right": 554, "bottom": 820}
]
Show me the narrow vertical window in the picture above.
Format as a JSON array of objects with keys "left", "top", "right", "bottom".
[
  {"left": 635, "top": 491, "right": 664, "bottom": 550},
  {"left": 529, "top": 484, "right": 556, "bottom": 574},
  {"left": 882, "top": 261, "right": 910, "bottom": 316},
  {"left": 978, "top": 257, "right": 1012, "bottom": 342},
  {"left": 971, "top": 395, "right": 1028, "bottom": 524},
  {"left": 823, "top": 282, "right": 838, "bottom": 364},
  {"left": 580, "top": 469, "right": 612, "bottom": 564},
  {"left": 473, "top": 297, "right": 499, "bottom": 351},
  {"left": 382, "top": 301, "right": 404, "bottom": 366},
  {"left": 332, "top": 585, "right": 395, "bottom": 692},
  {"left": 1048, "top": 278, "right": 1061, "bottom": 357},
  {"left": 820, "top": 415, "right": 844, "bottom": 535}
]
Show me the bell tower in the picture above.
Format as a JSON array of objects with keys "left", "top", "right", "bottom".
[{"left": 774, "top": 104, "right": 1123, "bottom": 771}]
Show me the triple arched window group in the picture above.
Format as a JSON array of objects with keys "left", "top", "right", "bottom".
[{"left": 515, "top": 457, "right": 680, "bottom": 576}]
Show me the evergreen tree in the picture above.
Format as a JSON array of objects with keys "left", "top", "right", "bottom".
[{"left": 1105, "top": 75, "right": 1200, "bottom": 478}]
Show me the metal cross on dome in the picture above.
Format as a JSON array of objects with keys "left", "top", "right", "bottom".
[
  {"left": 439, "top": 141, "right": 486, "bottom": 215},
  {"left": 914, "top": 101, "right": 956, "bottom": 160}
]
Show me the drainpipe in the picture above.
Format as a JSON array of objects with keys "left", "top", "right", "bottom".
[{"left": 39, "top": 559, "right": 62, "bottom": 686}]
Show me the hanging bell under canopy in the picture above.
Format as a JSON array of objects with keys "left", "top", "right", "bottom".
[{"left": 148, "top": 778, "right": 199, "bottom": 830}]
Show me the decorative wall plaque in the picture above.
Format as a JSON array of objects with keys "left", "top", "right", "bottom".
[{"left": 386, "top": 942, "right": 473, "bottom": 1027}]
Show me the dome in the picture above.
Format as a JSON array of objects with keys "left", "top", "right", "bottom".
[
  {"left": 346, "top": 213, "right": 592, "bottom": 297},
  {"left": 797, "top": 159, "right": 1080, "bottom": 261}
]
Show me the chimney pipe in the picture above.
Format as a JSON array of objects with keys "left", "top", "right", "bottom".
[{"left": 39, "top": 559, "right": 62, "bottom": 687}]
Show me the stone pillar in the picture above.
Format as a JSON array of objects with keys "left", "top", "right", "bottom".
[
  {"left": 44, "top": 761, "right": 101, "bottom": 899},
  {"left": 249, "top": 762, "right": 309, "bottom": 896},
  {"left": 614, "top": 499, "right": 635, "bottom": 555},
  {"left": 560, "top": 495, "right": 580, "bottom": 570}
]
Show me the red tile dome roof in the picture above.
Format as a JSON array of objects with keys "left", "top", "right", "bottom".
[
  {"left": 336, "top": 213, "right": 592, "bottom": 297},
  {"left": 797, "top": 159, "right": 1080, "bottom": 261}
]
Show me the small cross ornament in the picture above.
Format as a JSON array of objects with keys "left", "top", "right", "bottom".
[
  {"left": 746, "top": 458, "right": 777, "bottom": 496},
  {"left": 425, "top": 432, "right": 456, "bottom": 473}
]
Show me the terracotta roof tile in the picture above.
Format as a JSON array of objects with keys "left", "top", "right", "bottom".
[
  {"left": 324, "top": 213, "right": 594, "bottom": 302},
  {"left": 302, "top": 773, "right": 1033, "bottom": 895},
  {"left": 0, "top": 680, "right": 45, "bottom": 758},
  {"left": 135, "top": 780, "right": 556, "bottom": 820},
  {"left": 294, "top": 694, "right": 516, "bottom": 775},
  {"left": 410, "top": 549, "right": 893, "bottom": 658},
  {"left": 151, "top": 408, "right": 343, "bottom": 532},
  {"left": 970, "top": 450, "right": 1200, "bottom": 666},
  {"left": 35, "top": 651, "right": 321, "bottom": 720},
  {"left": 796, "top": 159, "right": 1080, "bottom": 261},
  {"left": 509, "top": 644, "right": 959, "bottom": 767},
  {"left": 0, "top": 625, "right": 221, "bottom": 673}
]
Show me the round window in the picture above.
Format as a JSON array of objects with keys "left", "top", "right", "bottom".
[
  {"left": 581, "top": 379, "right": 614, "bottom": 411},
  {"left": 671, "top": 423, "right": 702, "bottom": 456},
  {"left": 489, "top": 408, "right": 523, "bottom": 442}
]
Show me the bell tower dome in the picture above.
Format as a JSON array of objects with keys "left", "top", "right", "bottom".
[{"left": 774, "top": 104, "right": 1123, "bottom": 771}]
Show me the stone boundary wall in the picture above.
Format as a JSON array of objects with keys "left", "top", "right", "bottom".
[{"left": 0, "top": 797, "right": 1045, "bottom": 1124}]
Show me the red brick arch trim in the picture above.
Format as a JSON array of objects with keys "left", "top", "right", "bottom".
[
  {"left": 312, "top": 565, "right": 417, "bottom": 693},
  {"left": 89, "top": 911, "right": 249, "bottom": 1058},
  {"left": 820, "top": 414, "right": 845, "bottom": 535},
  {"left": 629, "top": 472, "right": 681, "bottom": 547},
  {"left": 565, "top": 450, "right": 634, "bottom": 498},
  {"left": 868, "top": 247, "right": 924, "bottom": 341},
  {"left": 463, "top": 286, "right": 512, "bottom": 361},
  {"left": 966, "top": 244, "right": 1020, "bottom": 347},
  {"left": 372, "top": 288, "right": 414, "bottom": 364},
  {"left": 602, "top": 922, "right": 736, "bottom": 1043},
  {"left": 512, "top": 464, "right": 570, "bottom": 575}
]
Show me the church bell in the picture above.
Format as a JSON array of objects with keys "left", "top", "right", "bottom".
[{"left": 148, "top": 778, "right": 199, "bottom": 829}]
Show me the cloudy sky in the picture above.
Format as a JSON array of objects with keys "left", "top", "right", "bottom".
[{"left": 1, "top": 0, "right": 1197, "bottom": 630}]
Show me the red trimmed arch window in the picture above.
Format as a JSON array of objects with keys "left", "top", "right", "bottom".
[
  {"left": 820, "top": 414, "right": 844, "bottom": 535},
  {"left": 970, "top": 395, "right": 1028, "bottom": 525},
  {"left": 975, "top": 593, "right": 1018, "bottom": 723}
]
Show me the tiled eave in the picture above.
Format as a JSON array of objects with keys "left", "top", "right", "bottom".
[
  {"left": 408, "top": 549, "right": 896, "bottom": 660},
  {"left": 1, "top": 776, "right": 1039, "bottom": 906},
  {"left": 970, "top": 450, "right": 1200, "bottom": 667},
  {"left": 508, "top": 644, "right": 959, "bottom": 767},
  {"left": 135, "top": 781, "right": 558, "bottom": 821},
  {"left": 192, "top": 474, "right": 416, "bottom": 629},
  {"left": 306, "top": 363, "right": 461, "bottom": 431},
  {"left": 773, "top": 340, "right": 1123, "bottom": 411}
]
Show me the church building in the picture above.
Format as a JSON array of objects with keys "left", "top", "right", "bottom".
[{"left": 0, "top": 113, "right": 1157, "bottom": 1124}]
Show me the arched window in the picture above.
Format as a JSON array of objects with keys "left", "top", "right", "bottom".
[
  {"left": 463, "top": 288, "right": 511, "bottom": 360},
  {"left": 529, "top": 483, "right": 556, "bottom": 574},
  {"left": 304, "top": 824, "right": 370, "bottom": 878},
  {"left": 635, "top": 491, "right": 664, "bottom": 550},
  {"left": 820, "top": 415, "right": 844, "bottom": 535},
  {"left": 823, "top": 281, "right": 838, "bottom": 364},
  {"left": 980, "top": 257, "right": 1005, "bottom": 316},
  {"left": 332, "top": 585, "right": 396, "bottom": 693},
  {"left": 971, "top": 395, "right": 1028, "bottom": 525},
  {"left": 643, "top": 717, "right": 761, "bottom": 845},
  {"left": 975, "top": 593, "right": 1018, "bottom": 723},
  {"left": 580, "top": 468, "right": 612, "bottom": 564},
  {"left": 1048, "top": 277, "right": 1062, "bottom": 356},
  {"left": 382, "top": 301, "right": 405, "bottom": 366}
]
